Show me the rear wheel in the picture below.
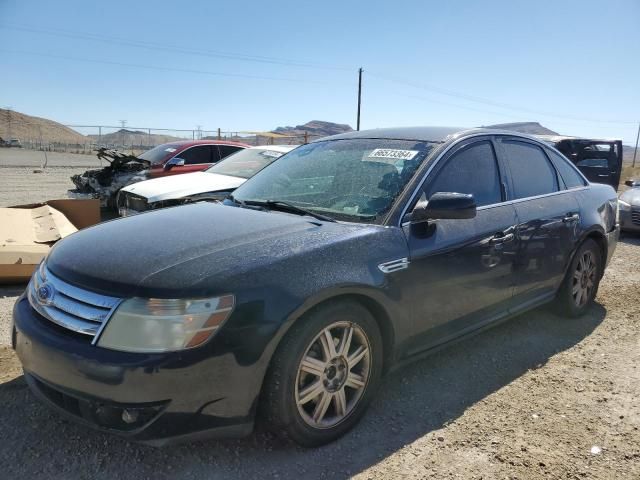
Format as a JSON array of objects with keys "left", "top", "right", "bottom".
[
  {"left": 555, "top": 239, "right": 602, "bottom": 317},
  {"left": 261, "top": 300, "right": 382, "bottom": 447}
]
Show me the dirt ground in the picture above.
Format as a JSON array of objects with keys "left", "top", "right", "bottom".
[
  {"left": 0, "top": 150, "right": 639, "bottom": 479},
  {"left": 0, "top": 149, "right": 100, "bottom": 206}
]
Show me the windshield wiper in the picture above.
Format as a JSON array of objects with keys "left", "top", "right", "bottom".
[
  {"left": 228, "top": 194, "right": 266, "bottom": 211},
  {"left": 248, "top": 200, "right": 336, "bottom": 223}
]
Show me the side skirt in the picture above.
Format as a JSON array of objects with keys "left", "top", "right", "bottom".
[{"left": 390, "top": 291, "right": 556, "bottom": 373}]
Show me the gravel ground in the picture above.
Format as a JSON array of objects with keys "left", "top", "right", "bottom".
[
  {"left": 0, "top": 149, "right": 101, "bottom": 207},
  {"left": 0, "top": 149, "right": 639, "bottom": 479}
]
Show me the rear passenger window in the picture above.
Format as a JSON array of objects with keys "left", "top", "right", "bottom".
[
  {"left": 546, "top": 150, "right": 587, "bottom": 189},
  {"left": 179, "top": 146, "right": 212, "bottom": 165},
  {"left": 219, "top": 145, "right": 243, "bottom": 159},
  {"left": 427, "top": 141, "right": 502, "bottom": 207},
  {"left": 502, "top": 141, "right": 558, "bottom": 199}
]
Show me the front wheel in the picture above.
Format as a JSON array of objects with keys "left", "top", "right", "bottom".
[
  {"left": 261, "top": 300, "right": 383, "bottom": 447},
  {"left": 555, "top": 239, "right": 602, "bottom": 317}
]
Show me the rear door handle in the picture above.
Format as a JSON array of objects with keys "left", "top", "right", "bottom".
[
  {"left": 489, "top": 232, "right": 515, "bottom": 245},
  {"left": 563, "top": 213, "right": 580, "bottom": 223}
]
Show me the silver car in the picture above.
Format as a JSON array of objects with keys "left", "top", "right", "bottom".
[{"left": 619, "top": 179, "right": 640, "bottom": 232}]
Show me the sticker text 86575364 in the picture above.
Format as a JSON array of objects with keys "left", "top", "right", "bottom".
[{"left": 368, "top": 148, "right": 419, "bottom": 160}]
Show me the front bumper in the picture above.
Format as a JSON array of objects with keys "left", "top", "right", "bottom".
[
  {"left": 67, "top": 189, "right": 110, "bottom": 209},
  {"left": 605, "top": 224, "right": 620, "bottom": 267},
  {"left": 67, "top": 190, "right": 99, "bottom": 200},
  {"left": 619, "top": 209, "right": 640, "bottom": 232},
  {"left": 12, "top": 295, "right": 259, "bottom": 445}
]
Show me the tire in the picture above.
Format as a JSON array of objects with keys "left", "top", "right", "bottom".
[
  {"left": 555, "top": 239, "right": 602, "bottom": 317},
  {"left": 261, "top": 299, "right": 383, "bottom": 447}
]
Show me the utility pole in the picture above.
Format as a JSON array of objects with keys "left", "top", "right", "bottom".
[
  {"left": 119, "top": 120, "right": 127, "bottom": 149},
  {"left": 356, "top": 68, "right": 363, "bottom": 131},
  {"left": 196, "top": 125, "right": 202, "bottom": 140},
  {"left": 633, "top": 122, "right": 640, "bottom": 168},
  {"left": 5, "top": 106, "right": 13, "bottom": 141}
]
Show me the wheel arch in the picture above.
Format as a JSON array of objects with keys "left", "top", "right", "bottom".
[
  {"left": 254, "top": 290, "right": 397, "bottom": 427},
  {"left": 288, "top": 292, "right": 396, "bottom": 374},
  {"left": 580, "top": 229, "right": 607, "bottom": 278},
  {"left": 558, "top": 227, "right": 607, "bottom": 295}
]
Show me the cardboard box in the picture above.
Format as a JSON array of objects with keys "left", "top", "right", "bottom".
[{"left": 0, "top": 199, "right": 101, "bottom": 283}]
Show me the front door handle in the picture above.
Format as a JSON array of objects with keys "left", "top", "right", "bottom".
[
  {"left": 489, "top": 232, "right": 515, "bottom": 245},
  {"left": 563, "top": 213, "right": 580, "bottom": 223}
]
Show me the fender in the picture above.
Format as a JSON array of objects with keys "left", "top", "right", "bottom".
[{"left": 272, "top": 283, "right": 401, "bottom": 358}]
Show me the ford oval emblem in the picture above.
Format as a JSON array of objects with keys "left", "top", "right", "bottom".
[{"left": 36, "top": 282, "right": 55, "bottom": 306}]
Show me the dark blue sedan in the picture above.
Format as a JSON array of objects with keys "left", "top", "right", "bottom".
[{"left": 13, "top": 127, "right": 619, "bottom": 447}]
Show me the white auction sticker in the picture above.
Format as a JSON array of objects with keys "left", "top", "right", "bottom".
[
  {"left": 368, "top": 148, "right": 419, "bottom": 160},
  {"left": 260, "top": 150, "right": 282, "bottom": 158},
  {"left": 164, "top": 147, "right": 177, "bottom": 153}
]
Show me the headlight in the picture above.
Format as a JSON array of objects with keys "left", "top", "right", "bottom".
[
  {"left": 97, "top": 295, "right": 234, "bottom": 353},
  {"left": 618, "top": 199, "right": 631, "bottom": 211}
]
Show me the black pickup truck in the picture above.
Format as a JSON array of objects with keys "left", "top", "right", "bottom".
[{"left": 536, "top": 135, "right": 623, "bottom": 190}]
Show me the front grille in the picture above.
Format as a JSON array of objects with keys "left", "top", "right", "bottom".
[
  {"left": 119, "top": 191, "right": 149, "bottom": 213},
  {"left": 28, "top": 264, "right": 122, "bottom": 337},
  {"left": 631, "top": 208, "right": 640, "bottom": 225}
]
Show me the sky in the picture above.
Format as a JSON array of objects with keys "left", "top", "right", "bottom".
[{"left": 1, "top": 0, "right": 639, "bottom": 142}]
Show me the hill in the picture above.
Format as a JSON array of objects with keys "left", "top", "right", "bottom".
[
  {"left": 273, "top": 120, "right": 353, "bottom": 138},
  {"left": 87, "top": 128, "right": 184, "bottom": 147},
  {"left": 0, "top": 108, "right": 86, "bottom": 145},
  {"left": 484, "top": 122, "right": 560, "bottom": 136}
]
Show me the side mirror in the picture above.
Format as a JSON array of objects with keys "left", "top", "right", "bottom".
[
  {"left": 164, "top": 157, "right": 186, "bottom": 170},
  {"left": 625, "top": 178, "right": 640, "bottom": 188},
  {"left": 411, "top": 192, "right": 477, "bottom": 224}
]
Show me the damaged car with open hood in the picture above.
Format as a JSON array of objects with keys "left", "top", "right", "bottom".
[
  {"left": 117, "top": 145, "right": 297, "bottom": 216},
  {"left": 69, "top": 140, "right": 248, "bottom": 209},
  {"left": 13, "top": 127, "right": 618, "bottom": 447}
]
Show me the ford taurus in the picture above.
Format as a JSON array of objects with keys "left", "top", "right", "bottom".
[{"left": 12, "top": 127, "right": 619, "bottom": 447}]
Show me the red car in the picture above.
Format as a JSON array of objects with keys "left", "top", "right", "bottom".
[{"left": 139, "top": 140, "right": 250, "bottom": 178}]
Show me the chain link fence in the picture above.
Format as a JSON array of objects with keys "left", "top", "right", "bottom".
[{"left": 6, "top": 123, "right": 323, "bottom": 155}]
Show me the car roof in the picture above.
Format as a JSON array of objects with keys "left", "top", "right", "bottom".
[
  {"left": 317, "top": 127, "right": 465, "bottom": 143},
  {"left": 315, "top": 126, "right": 554, "bottom": 144},
  {"left": 534, "top": 134, "right": 622, "bottom": 143},
  {"left": 162, "top": 139, "right": 251, "bottom": 148},
  {"left": 247, "top": 145, "right": 299, "bottom": 152}
]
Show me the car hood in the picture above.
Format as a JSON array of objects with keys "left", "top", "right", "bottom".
[
  {"left": 620, "top": 188, "right": 640, "bottom": 205},
  {"left": 46, "top": 202, "right": 394, "bottom": 298},
  {"left": 121, "top": 171, "right": 245, "bottom": 203}
]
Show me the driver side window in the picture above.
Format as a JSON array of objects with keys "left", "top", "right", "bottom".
[{"left": 426, "top": 141, "right": 502, "bottom": 208}]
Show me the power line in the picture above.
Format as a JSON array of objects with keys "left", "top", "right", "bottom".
[
  {"left": 0, "top": 49, "right": 330, "bottom": 84},
  {"left": 0, "top": 23, "right": 351, "bottom": 71},
  {"left": 392, "top": 92, "right": 530, "bottom": 122},
  {"left": 368, "top": 71, "right": 637, "bottom": 125}
]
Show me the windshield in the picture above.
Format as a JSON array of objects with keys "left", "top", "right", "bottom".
[
  {"left": 231, "top": 139, "right": 435, "bottom": 223},
  {"left": 138, "top": 143, "right": 183, "bottom": 164},
  {"left": 207, "top": 148, "right": 289, "bottom": 179}
]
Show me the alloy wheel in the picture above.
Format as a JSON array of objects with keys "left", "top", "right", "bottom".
[
  {"left": 572, "top": 250, "right": 597, "bottom": 307},
  {"left": 294, "top": 321, "right": 371, "bottom": 429}
]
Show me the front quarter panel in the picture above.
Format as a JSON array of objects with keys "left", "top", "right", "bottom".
[{"left": 163, "top": 224, "right": 412, "bottom": 409}]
